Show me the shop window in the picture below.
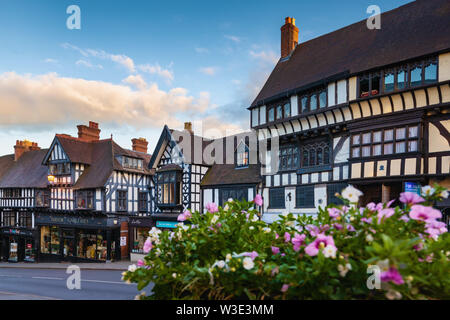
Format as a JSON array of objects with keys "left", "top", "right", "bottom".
[
  {"left": 236, "top": 141, "right": 249, "bottom": 168},
  {"left": 279, "top": 145, "right": 299, "bottom": 171},
  {"left": 35, "top": 189, "right": 50, "bottom": 207},
  {"left": 77, "top": 230, "right": 107, "bottom": 261},
  {"left": 40, "top": 226, "right": 60, "bottom": 255},
  {"left": 138, "top": 192, "right": 148, "bottom": 212},
  {"left": 132, "top": 228, "right": 150, "bottom": 254},
  {"left": 269, "top": 188, "right": 285, "bottom": 209},
  {"left": 296, "top": 186, "right": 315, "bottom": 208},
  {"left": 76, "top": 190, "right": 94, "bottom": 210},
  {"left": 116, "top": 190, "right": 128, "bottom": 211},
  {"left": 327, "top": 183, "right": 348, "bottom": 206},
  {"left": 157, "top": 171, "right": 182, "bottom": 206}
]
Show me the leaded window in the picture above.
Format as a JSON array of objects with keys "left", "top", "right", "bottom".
[
  {"left": 279, "top": 145, "right": 299, "bottom": 171},
  {"left": 157, "top": 171, "right": 182, "bottom": 206},
  {"left": 269, "top": 188, "right": 285, "bottom": 209},
  {"left": 219, "top": 188, "right": 248, "bottom": 207},
  {"left": 296, "top": 186, "right": 315, "bottom": 208},
  {"left": 116, "top": 190, "right": 127, "bottom": 211},
  {"left": 300, "top": 141, "right": 331, "bottom": 167},
  {"left": 76, "top": 190, "right": 94, "bottom": 209},
  {"left": 138, "top": 192, "right": 148, "bottom": 212}
]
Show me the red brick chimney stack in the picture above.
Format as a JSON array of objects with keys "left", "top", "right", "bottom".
[
  {"left": 14, "top": 140, "right": 40, "bottom": 161},
  {"left": 281, "top": 17, "right": 299, "bottom": 59},
  {"left": 77, "top": 121, "right": 101, "bottom": 142},
  {"left": 132, "top": 138, "right": 148, "bottom": 154}
]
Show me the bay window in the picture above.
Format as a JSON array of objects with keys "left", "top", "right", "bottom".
[{"left": 157, "top": 171, "right": 182, "bottom": 206}]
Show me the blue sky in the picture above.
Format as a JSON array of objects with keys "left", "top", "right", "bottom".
[{"left": 0, "top": 0, "right": 412, "bottom": 155}]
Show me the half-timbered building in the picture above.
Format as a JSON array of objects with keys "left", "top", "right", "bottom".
[
  {"left": 36, "top": 121, "right": 153, "bottom": 262},
  {"left": 248, "top": 0, "right": 450, "bottom": 222},
  {"left": 0, "top": 141, "right": 47, "bottom": 262}
]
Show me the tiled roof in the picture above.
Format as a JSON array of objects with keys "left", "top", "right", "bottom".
[{"left": 251, "top": 0, "right": 450, "bottom": 107}]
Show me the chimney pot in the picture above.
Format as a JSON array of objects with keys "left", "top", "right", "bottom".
[
  {"left": 14, "top": 140, "right": 40, "bottom": 161},
  {"left": 77, "top": 121, "right": 101, "bottom": 142},
  {"left": 184, "top": 122, "right": 193, "bottom": 134}
]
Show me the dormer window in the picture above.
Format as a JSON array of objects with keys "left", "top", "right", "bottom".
[
  {"left": 122, "top": 156, "right": 144, "bottom": 170},
  {"left": 236, "top": 141, "right": 249, "bottom": 168}
]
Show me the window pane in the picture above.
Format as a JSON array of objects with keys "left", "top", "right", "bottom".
[
  {"left": 352, "top": 135, "right": 360, "bottom": 145},
  {"left": 362, "top": 146, "right": 371, "bottom": 157},
  {"left": 384, "top": 143, "right": 393, "bottom": 155},
  {"left": 396, "top": 128, "right": 406, "bottom": 140},
  {"left": 301, "top": 97, "right": 308, "bottom": 113},
  {"left": 302, "top": 150, "right": 309, "bottom": 167},
  {"left": 360, "top": 78, "right": 370, "bottom": 97},
  {"left": 284, "top": 103, "right": 291, "bottom": 118},
  {"left": 384, "top": 130, "right": 393, "bottom": 141},
  {"left": 310, "top": 95, "right": 317, "bottom": 111},
  {"left": 352, "top": 147, "right": 360, "bottom": 158},
  {"left": 424, "top": 63, "right": 437, "bottom": 83},
  {"left": 384, "top": 73, "right": 394, "bottom": 92},
  {"left": 163, "top": 184, "right": 169, "bottom": 203},
  {"left": 410, "top": 66, "right": 422, "bottom": 87},
  {"left": 408, "top": 126, "right": 418, "bottom": 138},
  {"left": 397, "top": 70, "right": 406, "bottom": 89},
  {"left": 373, "top": 144, "right": 382, "bottom": 156},
  {"left": 371, "top": 75, "right": 380, "bottom": 95},
  {"left": 309, "top": 150, "right": 316, "bottom": 166},
  {"left": 276, "top": 105, "right": 283, "bottom": 120},
  {"left": 316, "top": 148, "right": 323, "bottom": 165},
  {"left": 319, "top": 91, "right": 327, "bottom": 108},
  {"left": 408, "top": 140, "right": 418, "bottom": 152},
  {"left": 170, "top": 183, "right": 175, "bottom": 203},
  {"left": 362, "top": 133, "right": 371, "bottom": 144},
  {"left": 323, "top": 147, "right": 330, "bottom": 164},
  {"left": 268, "top": 108, "right": 275, "bottom": 122},
  {"left": 373, "top": 131, "right": 382, "bottom": 143},
  {"left": 396, "top": 142, "right": 406, "bottom": 153}
]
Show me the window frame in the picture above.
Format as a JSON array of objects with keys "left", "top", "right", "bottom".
[
  {"left": 266, "top": 100, "right": 291, "bottom": 124},
  {"left": 75, "top": 190, "right": 94, "bottom": 210},
  {"left": 138, "top": 191, "right": 148, "bottom": 212},
  {"left": 295, "top": 185, "right": 315, "bottom": 209},
  {"left": 298, "top": 88, "right": 327, "bottom": 114},
  {"left": 350, "top": 124, "right": 420, "bottom": 159},
  {"left": 268, "top": 187, "right": 285, "bottom": 209},
  {"left": 116, "top": 190, "right": 128, "bottom": 212},
  {"left": 35, "top": 189, "right": 50, "bottom": 208},
  {"left": 156, "top": 171, "right": 182, "bottom": 207},
  {"left": 236, "top": 141, "right": 250, "bottom": 168}
]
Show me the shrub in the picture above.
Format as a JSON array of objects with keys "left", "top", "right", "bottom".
[{"left": 123, "top": 185, "right": 450, "bottom": 300}]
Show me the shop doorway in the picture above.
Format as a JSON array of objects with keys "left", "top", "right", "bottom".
[{"left": 62, "top": 229, "right": 76, "bottom": 260}]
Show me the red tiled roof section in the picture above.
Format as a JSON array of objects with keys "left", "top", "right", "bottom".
[{"left": 251, "top": 0, "right": 450, "bottom": 107}]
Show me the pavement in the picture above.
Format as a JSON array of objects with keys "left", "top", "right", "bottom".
[
  {"left": 0, "top": 267, "right": 150, "bottom": 300},
  {"left": 0, "top": 261, "right": 131, "bottom": 271}
]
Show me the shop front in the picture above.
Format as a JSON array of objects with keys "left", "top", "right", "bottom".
[
  {"left": 1, "top": 228, "right": 37, "bottom": 262},
  {"left": 35, "top": 212, "right": 121, "bottom": 262},
  {"left": 129, "top": 217, "right": 154, "bottom": 262}
]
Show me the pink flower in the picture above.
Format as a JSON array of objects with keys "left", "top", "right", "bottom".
[
  {"left": 216, "top": 223, "right": 222, "bottom": 228},
  {"left": 271, "top": 246, "right": 280, "bottom": 255},
  {"left": 306, "top": 225, "right": 320, "bottom": 237},
  {"left": 143, "top": 237, "right": 152, "bottom": 253},
  {"left": 377, "top": 208, "right": 395, "bottom": 223},
  {"left": 400, "top": 192, "right": 425, "bottom": 205},
  {"left": 291, "top": 233, "right": 306, "bottom": 252},
  {"left": 327, "top": 208, "right": 341, "bottom": 219},
  {"left": 333, "top": 223, "right": 343, "bottom": 230},
  {"left": 206, "top": 202, "right": 219, "bottom": 213},
  {"left": 413, "top": 242, "right": 424, "bottom": 251},
  {"left": 271, "top": 266, "right": 279, "bottom": 276},
  {"left": 253, "top": 194, "right": 263, "bottom": 206},
  {"left": 284, "top": 232, "right": 291, "bottom": 243},
  {"left": 361, "top": 217, "right": 372, "bottom": 224},
  {"left": 137, "top": 259, "right": 145, "bottom": 267},
  {"left": 177, "top": 210, "right": 192, "bottom": 221},
  {"left": 381, "top": 267, "right": 404, "bottom": 285},
  {"left": 425, "top": 220, "right": 447, "bottom": 240},
  {"left": 275, "top": 233, "right": 279, "bottom": 240},
  {"left": 347, "top": 224, "right": 356, "bottom": 232},
  {"left": 242, "top": 251, "right": 259, "bottom": 260},
  {"left": 281, "top": 284, "right": 289, "bottom": 293},
  {"left": 400, "top": 215, "right": 410, "bottom": 223},
  {"left": 409, "top": 205, "right": 442, "bottom": 222},
  {"left": 305, "top": 234, "right": 336, "bottom": 257},
  {"left": 367, "top": 202, "right": 383, "bottom": 212}
]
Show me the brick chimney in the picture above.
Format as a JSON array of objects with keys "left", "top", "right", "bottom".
[
  {"left": 281, "top": 17, "right": 299, "bottom": 59},
  {"left": 77, "top": 121, "right": 100, "bottom": 142},
  {"left": 132, "top": 138, "right": 148, "bottom": 153},
  {"left": 14, "top": 140, "right": 40, "bottom": 161},
  {"left": 184, "top": 122, "right": 193, "bottom": 134}
]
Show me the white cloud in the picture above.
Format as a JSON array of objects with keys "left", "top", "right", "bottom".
[
  {"left": 138, "top": 63, "right": 174, "bottom": 83},
  {"left": 224, "top": 35, "right": 241, "bottom": 43},
  {"left": 122, "top": 74, "right": 147, "bottom": 90},
  {"left": 0, "top": 71, "right": 247, "bottom": 140},
  {"left": 199, "top": 67, "right": 218, "bottom": 76},
  {"left": 44, "top": 58, "right": 58, "bottom": 64},
  {"left": 249, "top": 50, "right": 279, "bottom": 65},
  {"left": 76, "top": 60, "right": 103, "bottom": 69}
]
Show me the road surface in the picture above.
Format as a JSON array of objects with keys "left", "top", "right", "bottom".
[{"left": 0, "top": 267, "right": 151, "bottom": 300}]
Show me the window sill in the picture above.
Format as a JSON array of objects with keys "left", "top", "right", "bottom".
[{"left": 268, "top": 207, "right": 286, "bottom": 210}]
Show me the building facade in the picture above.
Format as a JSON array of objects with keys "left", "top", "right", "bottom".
[{"left": 248, "top": 0, "right": 450, "bottom": 223}]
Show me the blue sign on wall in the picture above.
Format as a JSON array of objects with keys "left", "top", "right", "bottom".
[
  {"left": 156, "top": 221, "right": 180, "bottom": 229},
  {"left": 404, "top": 182, "right": 421, "bottom": 195}
]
